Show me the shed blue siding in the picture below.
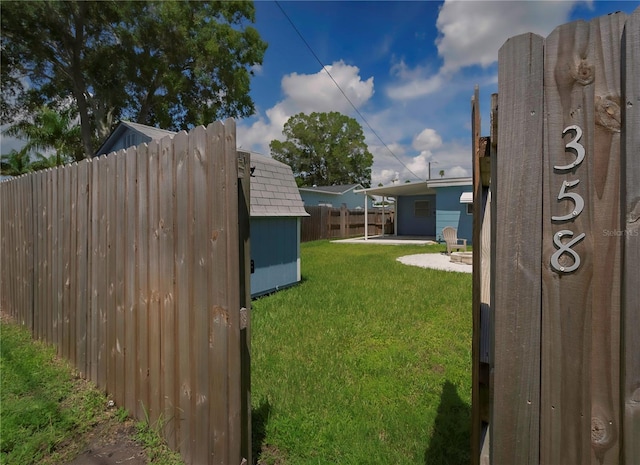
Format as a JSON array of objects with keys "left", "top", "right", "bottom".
[
  {"left": 435, "top": 186, "right": 473, "bottom": 244},
  {"left": 251, "top": 217, "right": 301, "bottom": 297},
  {"left": 396, "top": 194, "right": 436, "bottom": 236}
]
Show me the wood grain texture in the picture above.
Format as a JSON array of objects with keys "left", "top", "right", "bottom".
[
  {"left": 124, "top": 149, "right": 138, "bottom": 417},
  {"left": 146, "top": 140, "right": 162, "bottom": 426},
  {"left": 190, "top": 126, "right": 210, "bottom": 464},
  {"left": 158, "top": 135, "right": 177, "bottom": 449},
  {"left": 174, "top": 130, "right": 193, "bottom": 463},
  {"left": 471, "top": 86, "right": 482, "bottom": 465},
  {"left": 492, "top": 32, "right": 544, "bottom": 465},
  {"left": 209, "top": 121, "right": 230, "bottom": 465},
  {"left": 135, "top": 146, "right": 150, "bottom": 421},
  {"left": 76, "top": 160, "right": 89, "bottom": 377},
  {"left": 622, "top": 7, "right": 640, "bottom": 465},
  {"left": 541, "top": 13, "right": 626, "bottom": 465}
]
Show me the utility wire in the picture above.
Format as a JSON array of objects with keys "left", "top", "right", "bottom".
[{"left": 275, "top": 1, "right": 423, "bottom": 181}]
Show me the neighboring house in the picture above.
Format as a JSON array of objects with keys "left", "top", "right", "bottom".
[
  {"left": 299, "top": 184, "right": 373, "bottom": 210},
  {"left": 95, "top": 121, "right": 176, "bottom": 156},
  {"left": 95, "top": 121, "right": 308, "bottom": 297},
  {"left": 355, "top": 178, "right": 473, "bottom": 243}
]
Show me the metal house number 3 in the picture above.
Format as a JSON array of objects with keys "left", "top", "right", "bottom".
[{"left": 550, "top": 125, "right": 586, "bottom": 273}]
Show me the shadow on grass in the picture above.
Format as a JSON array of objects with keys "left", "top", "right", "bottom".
[
  {"left": 424, "top": 380, "right": 471, "bottom": 465},
  {"left": 252, "top": 398, "right": 271, "bottom": 463}
]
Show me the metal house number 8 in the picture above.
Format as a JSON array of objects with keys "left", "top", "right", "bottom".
[{"left": 550, "top": 125, "right": 586, "bottom": 273}]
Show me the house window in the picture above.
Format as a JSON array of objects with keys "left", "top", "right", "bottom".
[
  {"left": 466, "top": 203, "right": 473, "bottom": 215},
  {"left": 415, "top": 200, "right": 430, "bottom": 217}
]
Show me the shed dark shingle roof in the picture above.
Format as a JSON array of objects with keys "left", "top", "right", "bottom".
[{"left": 245, "top": 152, "right": 308, "bottom": 217}]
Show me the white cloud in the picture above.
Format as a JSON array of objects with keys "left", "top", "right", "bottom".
[
  {"left": 436, "top": 0, "right": 583, "bottom": 73},
  {"left": 237, "top": 60, "right": 374, "bottom": 154},
  {"left": 386, "top": 60, "right": 445, "bottom": 100},
  {"left": 413, "top": 128, "right": 442, "bottom": 152},
  {"left": 281, "top": 60, "right": 374, "bottom": 114}
]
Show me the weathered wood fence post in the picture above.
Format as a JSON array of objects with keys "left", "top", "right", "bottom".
[{"left": 472, "top": 8, "right": 639, "bottom": 465}]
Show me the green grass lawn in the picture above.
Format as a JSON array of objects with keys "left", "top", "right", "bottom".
[{"left": 251, "top": 241, "right": 472, "bottom": 465}]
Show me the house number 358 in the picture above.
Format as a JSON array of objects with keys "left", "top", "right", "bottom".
[{"left": 550, "top": 125, "right": 586, "bottom": 273}]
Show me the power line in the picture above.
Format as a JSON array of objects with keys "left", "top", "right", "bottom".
[{"left": 274, "top": 1, "right": 423, "bottom": 180}]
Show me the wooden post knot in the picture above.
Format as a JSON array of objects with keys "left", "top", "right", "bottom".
[
  {"left": 595, "top": 96, "right": 621, "bottom": 132},
  {"left": 590, "top": 416, "right": 613, "bottom": 447},
  {"left": 572, "top": 59, "right": 594, "bottom": 85}
]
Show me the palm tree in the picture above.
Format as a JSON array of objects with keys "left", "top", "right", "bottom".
[
  {"left": 439, "top": 169, "right": 445, "bottom": 178},
  {"left": 4, "top": 106, "right": 82, "bottom": 166},
  {"left": 0, "top": 147, "right": 33, "bottom": 176}
]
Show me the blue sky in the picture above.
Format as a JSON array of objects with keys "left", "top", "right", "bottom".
[{"left": 237, "top": 0, "right": 639, "bottom": 185}]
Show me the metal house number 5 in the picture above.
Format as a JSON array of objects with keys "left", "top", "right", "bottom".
[{"left": 551, "top": 125, "right": 586, "bottom": 274}]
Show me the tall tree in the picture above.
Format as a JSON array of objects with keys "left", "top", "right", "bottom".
[
  {"left": 270, "top": 112, "right": 374, "bottom": 187},
  {"left": 4, "top": 106, "right": 82, "bottom": 165},
  {"left": 1, "top": 1, "right": 267, "bottom": 157}
]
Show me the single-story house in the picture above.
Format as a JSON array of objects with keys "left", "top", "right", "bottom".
[
  {"left": 354, "top": 177, "right": 473, "bottom": 244},
  {"left": 95, "top": 121, "right": 308, "bottom": 297},
  {"left": 299, "top": 183, "right": 373, "bottom": 210}
]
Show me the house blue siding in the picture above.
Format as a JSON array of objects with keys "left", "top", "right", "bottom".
[
  {"left": 435, "top": 186, "right": 473, "bottom": 244},
  {"left": 251, "top": 217, "right": 301, "bottom": 297},
  {"left": 396, "top": 194, "right": 436, "bottom": 236}
]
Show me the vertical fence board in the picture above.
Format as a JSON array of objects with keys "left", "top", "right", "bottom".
[
  {"left": 224, "top": 119, "right": 242, "bottom": 465},
  {"left": 541, "top": 13, "right": 626, "bottom": 464},
  {"left": 70, "top": 164, "right": 79, "bottom": 367},
  {"left": 76, "top": 161, "right": 89, "bottom": 377},
  {"left": 136, "top": 146, "right": 150, "bottom": 420},
  {"left": 174, "top": 131, "right": 192, "bottom": 462},
  {"left": 189, "top": 126, "right": 210, "bottom": 464},
  {"left": 124, "top": 148, "right": 138, "bottom": 415},
  {"left": 158, "top": 136, "right": 177, "bottom": 449},
  {"left": 471, "top": 86, "right": 482, "bottom": 465},
  {"left": 542, "top": 21, "right": 593, "bottom": 465},
  {"left": 105, "top": 154, "right": 117, "bottom": 398},
  {"left": 238, "top": 149, "right": 252, "bottom": 464},
  {"left": 147, "top": 140, "right": 162, "bottom": 425},
  {"left": 588, "top": 14, "right": 625, "bottom": 465},
  {"left": 90, "top": 159, "right": 100, "bottom": 386},
  {"left": 114, "top": 153, "right": 126, "bottom": 408},
  {"left": 210, "top": 121, "right": 230, "bottom": 464},
  {"left": 492, "top": 32, "right": 544, "bottom": 465},
  {"left": 622, "top": 8, "right": 640, "bottom": 465},
  {"left": 32, "top": 172, "right": 43, "bottom": 340}
]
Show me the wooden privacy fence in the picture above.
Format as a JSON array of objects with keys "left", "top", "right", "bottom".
[
  {"left": 472, "top": 9, "right": 639, "bottom": 465},
  {"left": 301, "top": 204, "right": 393, "bottom": 242},
  {"left": 0, "top": 120, "right": 252, "bottom": 465}
]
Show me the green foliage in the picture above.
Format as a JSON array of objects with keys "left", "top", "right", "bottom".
[
  {"left": 4, "top": 105, "right": 81, "bottom": 164},
  {"left": 252, "top": 241, "right": 472, "bottom": 464},
  {"left": 0, "top": 322, "right": 103, "bottom": 464},
  {"left": 270, "top": 112, "right": 374, "bottom": 187},
  {"left": 1, "top": 1, "right": 267, "bottom": 156},
  {"left": 1, "top": 148, "right": 33, "bottom": 176}
]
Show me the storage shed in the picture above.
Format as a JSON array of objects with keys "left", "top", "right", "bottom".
[
  {"left": 245, "top": 151, "right": 309, "bottom": 297},
  {"left": 95, "top": 121, "right": 308, "bottom": 297}
]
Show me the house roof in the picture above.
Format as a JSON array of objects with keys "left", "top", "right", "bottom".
[
  {"left": 243, "top": 151, "right": 309, "bottom": 218},
  {"left": 354, "top": 177, "right": 472, "bottom": 197},
  {"left": 298, "top": 183, "right": 363, "bottom": 195},
  {"left": 94, "top": 121, "right": 176, "bottom": 156}
]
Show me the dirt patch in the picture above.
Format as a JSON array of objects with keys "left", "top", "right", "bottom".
[{"left": 66, "top": 420, "right": 148, "bottom": 465}]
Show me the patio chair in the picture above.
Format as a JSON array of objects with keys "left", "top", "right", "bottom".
[{"left": 442, "top": 226, "right": 467, "bottom": 255}]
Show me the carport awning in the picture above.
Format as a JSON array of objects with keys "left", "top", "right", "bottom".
[{"left": 460, "top": 192, "right": 473, "bottom": 204}]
